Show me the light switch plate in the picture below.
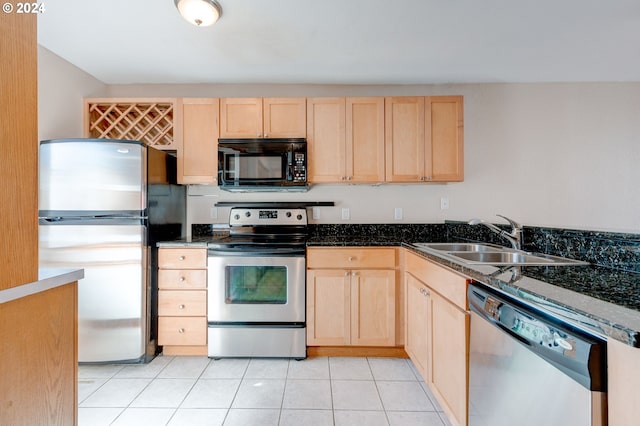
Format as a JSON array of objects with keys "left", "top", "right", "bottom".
[
  {"left": 341, "top": 208, "right": 350, "bottom": 220},
  {"left": 312, "top": 207, "right": 320, "bottom": 220}
]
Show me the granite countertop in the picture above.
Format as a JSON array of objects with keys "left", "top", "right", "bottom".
[{"left": 159, "top": 230, "right": 640, "bottom": 347}]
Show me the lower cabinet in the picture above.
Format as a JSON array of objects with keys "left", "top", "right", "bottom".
[
  {"left": 306, "top": 247, "right": 397, "bottom": 347},
  {"left": 157, "top": 247, "right": 208, "bottom": 356},
  {"left": 405, "top": 250, "right": 470, "bottom": 426}
]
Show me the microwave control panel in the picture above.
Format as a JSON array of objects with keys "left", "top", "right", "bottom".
[{"left": 292, "top": 152, "right": 306, "bottom": 182}]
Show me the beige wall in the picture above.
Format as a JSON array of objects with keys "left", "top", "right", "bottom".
[
  {"left": 40, "top": 65, "right": 640, "bottom": 233},
  {"left": 37, "top": 46, "right": 106, "bottom": 141}
]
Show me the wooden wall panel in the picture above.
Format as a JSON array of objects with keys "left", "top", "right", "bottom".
[{"left": 0, "top": 12, "right": 38, "bottom": 289}]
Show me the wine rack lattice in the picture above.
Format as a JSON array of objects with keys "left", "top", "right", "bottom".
[{"left": 86, "top": 100, "right": 177, "bottom": 149}]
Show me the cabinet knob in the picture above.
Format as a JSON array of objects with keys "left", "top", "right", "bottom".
[
  {"left": 420, "top": 288, "right": 430, "bottom": 297},
  {"left": 179, "top": 276, "right": 185, "bottom": 282},
  {"left": 257, "top": 133, "right": 262, "bottom": 137},
  {"left": 344, "top": 272, "right": 350, "bottom": 277},
  {"left": 347, "top": 176, "right": 352, "bottom": 181},
  {"left": 178, "top": 256, "right": 185, "bottom": 261},
  {"left": 341, "top": 176, "right": 346, "bottom": 181},
  {"left": 178, "top": 328, "right": 185, "bottom": 334},
  {"left": 264, "top": 133, "right": 268, "bottom": 138},
  {"left": 178, "top": 304, "right": 185, "bottom": 310},
  {"left": 348, "top": 256, "right": 354, "bottom": 262},
  {"left": 420, "top": 176, "right": 425, "bottom": 181},
  {"left": 352, "top": 271, "right": 357, "bottom": 276}
]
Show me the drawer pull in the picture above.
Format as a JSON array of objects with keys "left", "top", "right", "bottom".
[
  {"left": 348, "top": 256, "right": 354, "bottom": 262},
  {"left": 178, "top": 256, "right": 185, "bottom": 261},
  {"left": 344, "top": 272, "right": 349, "bottom": 277},
  {"left": 179, "top": 276, "right": 185, "bottom": 282},
  {"left": 178, "top": 304, "right": 185, "bottom": 310},
  {"left": 178, "top": 328, "right": 185, "bottom": 334}
]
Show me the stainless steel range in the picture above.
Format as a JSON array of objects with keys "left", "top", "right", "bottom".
[{"left": 207, "top": 207, "right": 307, "bottom": 359}]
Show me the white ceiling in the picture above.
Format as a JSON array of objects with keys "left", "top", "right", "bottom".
[{"left": 37, "top": 0, "right": 640, "bottom": 85}]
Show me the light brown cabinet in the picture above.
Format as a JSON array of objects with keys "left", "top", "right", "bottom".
[
  {"left": 404, "top": 272, "right": 431, "bottom": 379},
  {"left": 220, "top": 97, "right": 306, "bottom": 138},
  {"left": 177, "top": 98, "right": 219, "bottom": 184},
  {"left": 405, "top": 251, "right": 469, "bottom": 426},
  {"left": 306, "top": 97, "right": 385, "bottom": 183},
  {"left": 386, "top": 96, "right": 463, "bottom": 182},
  {"left": 307, "top": 247, "right": 396, "bottom": 347},
  {"left": 157, "top": 247, "right": 208, "bottom": 355}
]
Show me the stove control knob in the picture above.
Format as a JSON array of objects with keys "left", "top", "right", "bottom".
[
  {"left": 245, "top": 211, "right": 251, "bottom": 218},
  {"left": 234, "top": 214, "right": 240, "bottom": 220},
  {"left": 297, "top": 214, "right": 303, "bottom": 220},
  {"left": 286, "top": 211, "right": 292, "bottom": 218}
]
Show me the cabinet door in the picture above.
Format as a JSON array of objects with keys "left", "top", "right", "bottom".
[
  {"left": 306, "top": 98, "right": 346, "bottom": 183},
  {"left": 351, "top": 269, "right": 396, "bottom": 346},
  {"left": 178, "top": 98, "right": 219, "bottom": 184},
  {"left": 385, "top": 97, "right": 425, "bottom": 182},
  {"left": 405, "top": 273, "right": 430, "bottom": 381},
  {"left": 306, "top": 269, "right": 350, "bottom": 345},
  {"left": 263, "top": 97, "right": 306, "bottom": 138},
  {"left": 425, "top": 96, "right": 464, "bottom": 182},
  {"left": 346, "top": 97, "right": 385, "bottom": 182},
  {"left": 430, "top": 291, "right": 469, "bottom": 426},
  {"left": 220, "top": 98, "right": 263, "bottom": 138}
]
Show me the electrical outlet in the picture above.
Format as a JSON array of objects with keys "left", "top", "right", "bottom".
[
  {"left": 440, "top": 197, "right": 449, "bottom": 210},
  {"left": 210, "top": 207, "right": 218, "bottom": 219},
  {"left": 312, "top": 207, "right": 320, "bottom": 220},
  {"left": 394, "top": 207, "right": 403, "bottom": 220},
  {"left": 341, "top": 208, "right": 350, "bottom": 220}
]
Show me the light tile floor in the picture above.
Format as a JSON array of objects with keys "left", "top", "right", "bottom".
[{"left": 78, "top": 356, "right": 452, "bottom": 426}]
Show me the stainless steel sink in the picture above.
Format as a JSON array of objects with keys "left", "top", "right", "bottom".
[
  {"left": 412, "top": 242, "right": 506, "bottom": 252},
  {"left": 411, "top": 242, "right": 589, "bottom": 266},
  {"left": 450, "top": 251, "right": 556, "bottom": 265}
]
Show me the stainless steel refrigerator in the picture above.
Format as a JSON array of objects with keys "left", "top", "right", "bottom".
[{"left": 38, "top": 138, "right": 185, "bottom": 363}]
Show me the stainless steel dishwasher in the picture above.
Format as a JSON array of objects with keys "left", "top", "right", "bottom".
[{"left": 468, "top": 282, "right": 607, "bottom": 426}]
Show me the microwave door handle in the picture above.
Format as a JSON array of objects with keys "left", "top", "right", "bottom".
[{"left": 286, "top": 151, "right": 293, "bottom": 181}]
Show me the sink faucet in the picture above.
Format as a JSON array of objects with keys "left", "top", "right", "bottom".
[{"left": 468, "top": 214, "right": 523, "bottom": 250}]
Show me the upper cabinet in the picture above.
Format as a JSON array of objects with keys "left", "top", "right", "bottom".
[
  {"left": 385, "top": 97, "right": 426, "bottom": 182},
  {"left": 306, "top": 98, "right": 346, "bottom": 183},
  {"left": 177, "top": 98, "right": 219, "bottom": 185},
  {"left": 386, "top": 96, "right": 464, "bottom": 182},
  {"left": 426, "top": 96, "right": 464, "bottom": 182},
  {"left": 220, "top": 97, "right": 306, "bottom": 138},
  {"left": 307, "top": 97, "right": 385, "bottom": 183},
  {"left": 347, "top": 97, "right": 386, "bottom": 182}
]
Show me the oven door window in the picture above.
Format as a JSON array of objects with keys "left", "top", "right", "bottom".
[{"left": 225, "top": 265, "right": 287, "bottom": 304}]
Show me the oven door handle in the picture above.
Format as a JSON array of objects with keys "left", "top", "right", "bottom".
[{"left": 207, "top": 248, "right": 305, "bottom": 257}]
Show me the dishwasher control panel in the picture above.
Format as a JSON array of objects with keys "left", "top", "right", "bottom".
[{"left": 469, "top": 282, "right": 607, "bottom": 393}]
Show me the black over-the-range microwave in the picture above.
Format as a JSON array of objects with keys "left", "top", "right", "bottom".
[{"left": 217, "top": 138, "right": 308, "bottom": 192}]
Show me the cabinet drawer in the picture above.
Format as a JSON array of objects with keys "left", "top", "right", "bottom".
[
  {"left": 158, "top": 317, "right": 207, "bottom": 346},
  {"left": 405, "top": 251, "right": 468, "bottom": 310},
  {"left": 158, "top": 269, "right": 207, "bottom": 289},
  {"left": 307, "top": 247, "right": 396, "bottom": 269},
  {"left": 158, "top": 248, "right": 207, "bottom": 269},
  {"left": 158, "top": 290, "right": 207, "bottom": 316}
]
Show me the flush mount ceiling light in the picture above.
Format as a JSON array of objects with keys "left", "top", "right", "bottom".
[{"left": 174, "top": 0, "right": 222, "bottom": 27}]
